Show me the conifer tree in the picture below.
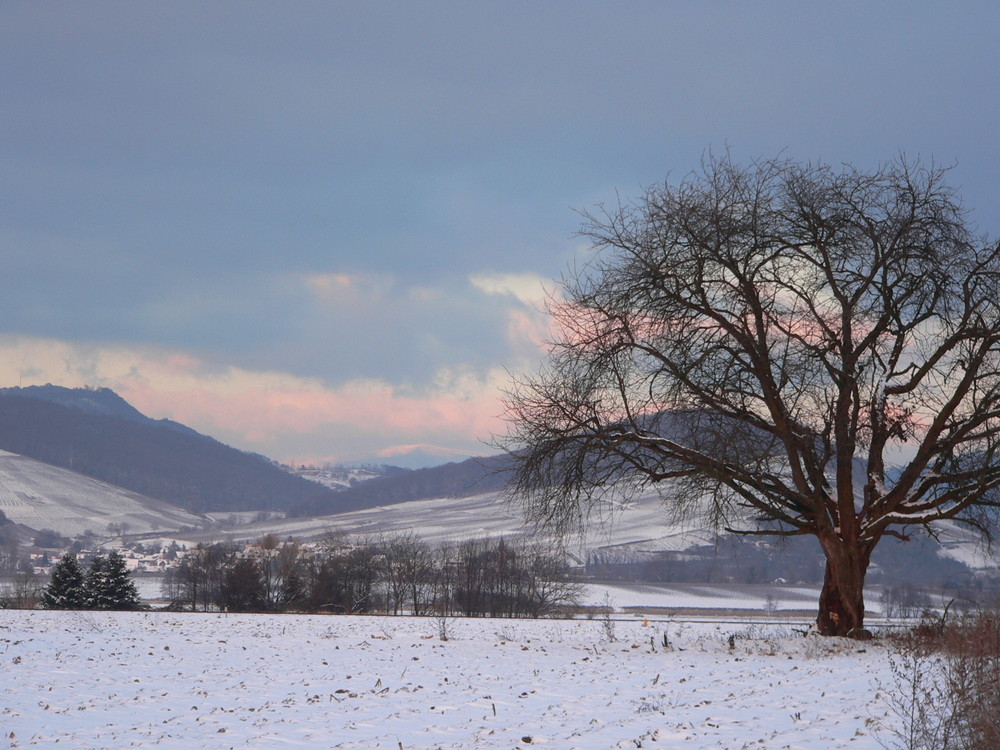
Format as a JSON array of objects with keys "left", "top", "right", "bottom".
[
  {"left": 85, "top": 551, "right": 141, "bottom": 610},
  {"left": 41, "top": 553, "right": 87, "bottom": 609},
  {"left": 84, "top": 554, "right": 109, "bottom": 609},
  {"left": 105, "top": 550, "right": 141, "bottom": 609}
]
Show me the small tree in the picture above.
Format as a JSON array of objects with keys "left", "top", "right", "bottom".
[
  {"left": 503, "top": 154, "right": 1000, "bottom": 637},
  {"left": 41, "top": 553, "right": 87, "bottom": 609},
  {"left": 0, "top": 524, "right": 21, "bottom": 574}
]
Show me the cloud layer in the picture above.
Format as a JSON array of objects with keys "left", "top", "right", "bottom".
[
  {"left": 2, "top": 3, "right": 998, "bottom": 465},
  {"left": 0, "top": 269, "right": 554, "bottom": 463}
]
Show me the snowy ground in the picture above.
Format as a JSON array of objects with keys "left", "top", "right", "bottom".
[
  {"left": 1, "top": 610, "right": 902, "bottom": 749},
  {"left": 582, "top": 581, "right": 824, "bottom": 614}
]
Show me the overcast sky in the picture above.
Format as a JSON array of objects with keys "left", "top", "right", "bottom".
[{"left": 2, "top": 2, "right": 998, "bottom": 466}]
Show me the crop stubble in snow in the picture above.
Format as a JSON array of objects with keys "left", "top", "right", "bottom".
[{"left": 0, "top": 611, "right": 895, "bottom": 748}]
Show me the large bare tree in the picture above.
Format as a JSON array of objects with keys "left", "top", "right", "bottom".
[{"left": 502, "top": 154, "right": 1000, "bottom": 637}]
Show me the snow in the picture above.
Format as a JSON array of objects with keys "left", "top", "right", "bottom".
[
  {"left": 293, "top": 466, "right": 385, "bottom": 491},
  {"left": 173, "top": 488, "right": 719, "bottom": 561},
  {"left": 0, "top": 451, "right": 204, "bottom": 538},
  {"left": 583, "top": 582, "right": 824, "bottom": 613},
  {"left": 0, "top": 610, "right": 900, "bottom": 748}
]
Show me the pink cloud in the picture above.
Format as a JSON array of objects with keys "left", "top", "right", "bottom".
[
  {"left": 506, "top": 307, "right": 552, "bottom": 351},
  {"left": 119, "top": 374, "right": 506, "bottom": 461},
  {"left": 0, "top": 328, "right": 523, "bottom": 465}
]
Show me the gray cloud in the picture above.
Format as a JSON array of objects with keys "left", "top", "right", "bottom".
[{"left": 2, "top": 2, "right": 999, "bottom": 457}]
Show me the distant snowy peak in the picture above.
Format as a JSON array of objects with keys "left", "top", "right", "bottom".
[{"left": 290, "top": 465, "right": 400, "bottom": 491}]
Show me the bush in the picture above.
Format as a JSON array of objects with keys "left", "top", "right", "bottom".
[
  {"left": 880, "top": 608, "right": 1000, "bottom": 750},
  {"left": 33, "top": 528, "right": 70, "bottom": 549}
]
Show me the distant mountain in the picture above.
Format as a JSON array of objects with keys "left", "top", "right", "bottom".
[
  {"left": 285, "top": 409, "right": 766, "bottom": 517},
  {"left": 0, "top": 384, "right": 202, "bottom": 437},
  {"left": 287, "top": 453, "right": 512, "bottom": 517},
  {"left": 290, "top": 463, "right": 410, "bottom": 491},
  {"left": 0, "top": 386, "right": 340, "bottom": 514},
  {"left": 0, "top": 385, "right": 149, "bottom": 421}
]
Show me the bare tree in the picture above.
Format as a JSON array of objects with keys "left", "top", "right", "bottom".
[
  {"left": 522, "top": 544, "right": 583, "bottom": 618},
  {"left": 502, "top": 154, "right": 1000, "bottom": 637},
  {"left": 174, "top": 543, "right": 238, "bottom": 611},
  {"left": 340, "top": 537, "right": 382, "bottom": 613},
  {"left": 2, "top": 570, "right": 42, "bottom": 609},
  {"left": 254, "top": 533, "right": 282, "bottom": 608},
  {"left": 251, "top": 534, "right": 304, "bottom": 611},
  {"left": 381, "top": 532, "right": 434, "bottom": 615},
  {"left": 220, "top": 556, "right": 266, "bottom": 612}
]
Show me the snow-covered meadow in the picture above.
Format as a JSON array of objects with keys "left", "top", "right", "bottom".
[{"left": 1, "top": 610, "right": 902, "bottom": 749}]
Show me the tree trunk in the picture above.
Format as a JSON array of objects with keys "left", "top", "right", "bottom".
[{"left": 816, "top": 540, "right": 872, "bottom": 637}]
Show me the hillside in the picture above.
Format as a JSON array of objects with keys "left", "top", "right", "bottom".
[
  {"left": 0, "top": 449, "right": 205, "bottom": 538},
  {"left": 0, "top": 386, "right": 339, "bottom": 514},
  {"left": 3, "top": 386, "right": 995, "bottom": 593},
  {"left": 170, "top": 480, "right": 999, "bottom": 593},
  {"left": 287, "top": 453, "right": 511, "bottom": 516}
]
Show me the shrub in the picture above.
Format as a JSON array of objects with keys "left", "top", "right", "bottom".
[{"left": 880, "top": 607, "right": 1000, "bottom": 750}]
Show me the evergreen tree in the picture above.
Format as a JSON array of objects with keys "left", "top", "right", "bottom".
[
  {"left": 84, "top": 551, "right": 141, "bottom": 610},
  {"left": 84, "top": 554, "right": 109, "bottom": 609},
  {"left": 104, "top": 550, "right": 141, "bottom": 610},
  {"left": 41, "top": 553, "right": 87, "bottom": 609}
]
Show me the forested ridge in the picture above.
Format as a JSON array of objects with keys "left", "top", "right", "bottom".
[{"left": 0, "top": 388, "right": 338, "bottom": 514}]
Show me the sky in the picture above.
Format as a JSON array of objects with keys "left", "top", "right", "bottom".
[{"left": 2, "top": 2, "right": 999, "bottom": 467}]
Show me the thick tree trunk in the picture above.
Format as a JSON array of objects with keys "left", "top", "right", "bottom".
[{"left": 816, "top": 541, "right": 872, "bottom": 637}]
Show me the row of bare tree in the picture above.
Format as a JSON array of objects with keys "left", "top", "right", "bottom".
[{"left": 161, "top": 533, "right": 581, "bottom": 618}]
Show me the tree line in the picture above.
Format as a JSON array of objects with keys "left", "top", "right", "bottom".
[{"left": 161, "top": 533, "right": 581, "bottom": 618}]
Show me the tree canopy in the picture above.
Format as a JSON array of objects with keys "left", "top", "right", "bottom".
[{"left": 502, "top": 154, "right": 1000, "bottom": 636}]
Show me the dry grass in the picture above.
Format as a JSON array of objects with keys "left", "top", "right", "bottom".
[{"left": 879, "top": 608, "right": 1000, "bottom": 750}]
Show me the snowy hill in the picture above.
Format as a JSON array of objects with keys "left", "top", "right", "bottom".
[
  {"left": 0, "top": 449, "right": 206, "bottom": 539},
  {"left": 0, "top": 386, "right": 340, "bottom": 514},
  {"left": 286, "top": 453, "right": 510, "bottom": 516},
  {"left": 290, "top": 464, "right": 409, "bottom": 491},
  {"left": 165, "top": 481, "right": 998, "bottom": 592},
  {"left": 169, "top": 486, "right": 740, "bottom": 564}
]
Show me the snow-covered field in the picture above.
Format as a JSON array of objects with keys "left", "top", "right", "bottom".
[
  {"left": 582, "top": 581, "right": 824, "bottom": 614},
  {"left": 1, "top": 610, "right": 901, "bottom": 749}
]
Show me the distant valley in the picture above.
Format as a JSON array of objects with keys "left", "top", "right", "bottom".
[
  {"left": 0, "top": 385, "right": 514, "bottom": 546},
  {"left": 0, "top": 386, "right": 997, "bottom": 599}
]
